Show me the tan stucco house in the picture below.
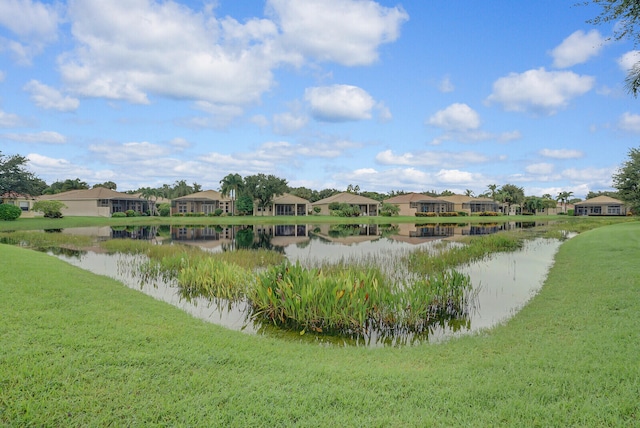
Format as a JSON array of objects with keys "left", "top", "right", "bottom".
[
  {"left": 384, "top": 193, "right": 454, "bottom": 216},
  {"left": 312, "top": 192, "right": 380, "bottom": 216},
  {"left": 171, "top": 190, "right": 232, "bottom": 216},
  {"left": 1, "top": 192, "right": 39, "bottom": 218},
  {"left": 440, "top": 195, "right": 500, "bottom": 215},
  {"left": 37, "top": 188, "right": 155, "bottom": 217},
  {"left": 574, "top": 196, "right": 628, "bottom": 216},
  {"left": 254, "top": 193, "right": 310, "bottom": 216}
]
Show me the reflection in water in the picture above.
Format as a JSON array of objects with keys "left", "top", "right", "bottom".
[{"left": 49, "top": 222, "right": 564, "bottom": 347}]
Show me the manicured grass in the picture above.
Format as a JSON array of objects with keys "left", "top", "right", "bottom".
[{"left": 1, "top": 222, "right": 639, "bottom": 425}]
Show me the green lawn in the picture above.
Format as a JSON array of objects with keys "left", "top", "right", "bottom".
[{"left": 1, "top": 222, "right": 639, "bottom": 426}]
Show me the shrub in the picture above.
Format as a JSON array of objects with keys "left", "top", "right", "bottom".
[
  {"left": 158, "top": 203, "right": 171, "bottom": 217},
  {"left": 111, "top": 212, "right": 126, "bottom": 218},
  {"left": 440, "top": 212, "right": 459, "bottom": 217},
  {"left": 313, "top": 206, "right": 321, "bottom": 214},
  {"left": 479, "top": 211, "right": 501, "bottom": 216},
  {"left": 125, "top": 209, "right": 137, "bottom": 217},
  {"left": 380, "top": 202, "right": 400, "bottom": 217},
  {"left": 0, "top": 203, "right": 22, "bottom": 221},
  {"left": 457, "top": 211, "right": 469, "bottom": 216},
  {"left": 32, "top": 200, "right": 66, "bottom": 218},
  {"left": 415, "top": 212, "right": 438, "bottom": 217}
]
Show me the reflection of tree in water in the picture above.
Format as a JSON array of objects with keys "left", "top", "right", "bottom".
[{"left": 235, "top": 226, "right": 254, "bottom": 249}]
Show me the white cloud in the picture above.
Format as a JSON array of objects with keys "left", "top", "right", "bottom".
[
  {"left": 435, "top": 169, "right": 480, "bottom": 184},
  {"left": 266, "top": 0, "right": 408, "bottom": 66},
  {"left": 562, "top": 167, "right": 614, "bottom": 185},
  {"left": 618, "top": 50, "right": 640, "bottom": 72},
  {"left": 89, "top": 142, "right": 171, "bottom": 163},
  {"left": 23, "top": 80, "right": 80, "bottom": 112},
  {"left": 539, "top": 148, "right": 584, "bottom": 159},
  {"left": 273, "top": 108, "right": 308, "bottom": 134},
  {"left": 305, "top": 84, "right": 376, "bottom": 121},
  {"left": 375, "top": 149, "right": 488, "bottom": 168},
  {"left": 618, "top": 112, "right": 640, "bottom": 132},
  {"left": 551, "top": 30, "right": 606, "bottom": 68},
  {"left": 428, "top": 103, "right": 480, "bottom": 131},
  {"left": 60, "top": 1, "right": 282, "bottom": 106},
  {"left": 525, "top": 163, "right": 554, "bottom": 175},
  {"left": 0, "top": 131, "right": 66, "bottom": 144},
  {"left": 0, "top": 0, "right": 61, "bottom": 64},
  {"left": 0, "top": 110, "right": 24, "bottom": 127},
  {"left": 486, "top": 68, "right": 594, "bottom": 115},
  {"left": 26, "top": 153, "right": 92, "bottom": 178}
]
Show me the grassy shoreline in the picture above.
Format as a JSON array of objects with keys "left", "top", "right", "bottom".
[{"left": 1, "top": 222, "right": 639, "bottom": 425}]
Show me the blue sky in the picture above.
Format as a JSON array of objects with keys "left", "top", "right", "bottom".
[{"left": 1, "top": 0, "right": 639, "bottom": 199}]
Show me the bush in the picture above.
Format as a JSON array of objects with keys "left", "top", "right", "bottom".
[
  {"left": 313, "top": 206, "right": 321, "bottom": 214},
  {"left": 440, "top": 212, "right": 459, "bottom": 217},
  {"left": 111, "top": 212, "right": 126, "bottom": 218},
  {"left": 415, "top": 212, "right": 438, "bottom": 217},
  {"left": 32, "top": 200, "right": 66, "bottom": 218},
  {"left": 158, "top": 203, "right": 171, "bottom": 217},
  {"left": 0, "top": 203, "right": 22, "bottom": 221},
  {"left": 479, "top": 211, "right": 501, "bottom": 216},
  {"left": 125, "top": 210, "right": 137, "bottom": 217}
]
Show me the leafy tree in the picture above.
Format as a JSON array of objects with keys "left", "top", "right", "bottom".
[
  {"left": 613, "top": 146, "right": 640, "bottom": 213},
  {"left": 43, "top": 178, "right": 89, "bottom": 194},
  {"left": 346, "top": 184, "right": 360, "bottom": 193},
  {"left": 0, "top": 152, "right": 47, "bottom": 196},
  {"left": 93, "top": 181, "right": 117, "bottom": 190},
  {"left": 139, "top": 187, "right": 160, "bottom": 215},
  {"left": 32, "top": 200, "right": 67, "bottom": 218},
  {"left": 497, "top": 184, "right": 525, "bottom": 213},
  {"left": 243, "top": 174, "right": 288, "bottom": 215},
  {"left": 314, "top": 188, "right": 340, "bottom": 202},
  {"left": 486, "top": 184, "right": 498, "bottom": 200},
  {"left": 439, "top": 190, "right": 455, "bottom": 196},
  {"left": 0, "top": 203, "right": 22, "bottom": 221},
  {"left": 236, "top": 194, "right": 255, "bottom": 215},
  {"left": 587, "top": 0, "right": 640, "bottom": 95},
  {"left": 287, "top": 186, "right": 313, "bottom": 201},
  {"left": 523, "top": 196, "right": 544, "bottom": 214},
  {"left": 380, "top": 202, "right": 400, "bottom": 217}
]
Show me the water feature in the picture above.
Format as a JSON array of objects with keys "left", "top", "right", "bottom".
[{"left": 45, "top": 222, "right": 565, "bottom": 346}]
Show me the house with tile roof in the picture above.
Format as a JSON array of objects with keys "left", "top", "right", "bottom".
[
  {"left": 573, "top": 196, "right": 629, "bottom": 216},
  {"left": 312, "top": 192, "right": 380, "bottom": 216},
  {"left": 253, "top": 193, "right": 310, "bottom": 216},
  {"left": 171, "top": 190, "right": 232, "bottom": 216},
  {"left": 37, "top": 188, "right": 155, "bottom": 217},
  {"left": 384, "top": 193, "right": 454, "bottom": 216}
]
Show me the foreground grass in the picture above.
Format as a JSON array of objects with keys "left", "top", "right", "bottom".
[{"left": 1, "top": 223, "right": 639, "bottom": 426}]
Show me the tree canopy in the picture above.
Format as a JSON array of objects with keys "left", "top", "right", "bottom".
[
  {"left": 587, "top": 0, "right": 640, "bottom": 95},
  {"left": 613, "top": 146, "right": 640, "bottom": 213},
  {"left": 0, "top": 152, "right": 47, "bottom": 196},
  {"left": 242, "top": 174, "right": 288, "bottom": 215}
]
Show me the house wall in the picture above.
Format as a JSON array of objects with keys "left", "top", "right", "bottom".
[
  {"left": 574, "top": 204, "right": 627, "bottom": 216},
  {"left": 59, "top": 200, "right": 111, "bottom": 217}
]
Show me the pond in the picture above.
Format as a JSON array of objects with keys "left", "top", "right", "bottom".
[{"left": 44, "top": 221, "right": 566, "bottom": 347}]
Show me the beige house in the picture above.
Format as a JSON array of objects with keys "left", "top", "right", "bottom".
[
  {"left": 384, "top": 193, "right": 454, "bottom": 216},
  {"left": 1, "top": 192, "right": 39, "bottom": 218},
  {"left": 171, "top": 190, "right": 233, "bottom": 216},
  {"left": 574, "top": 196, "right": 628, "bottom": 216},
  {"left": 254, "top": 193, "right": 310, "bottom": 216},
  {"left": 312, "top": 192, "right": 380, "bottom": 216},
  {"left": 37, "top": 188, "right": 154, "bottom": 217},
  {"left": 440, "top": 194, "right": 500, "bottom": 215}
]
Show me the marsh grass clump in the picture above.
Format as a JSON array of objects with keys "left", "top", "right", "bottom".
[
  {"left": 250, "top": 261, "right": 472, "bottom": 336},
  {"left": 178, "top": 257, "right": 252, "bottom": 301},
  {"left": 408, "top": 233, "right": 524, "bottom": 275},
  {"left": 0, "top": 230, "right": 93, "bottom": 249}
]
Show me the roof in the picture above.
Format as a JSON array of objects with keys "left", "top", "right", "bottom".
[
  {"left": 439, "top": 194, "right": 473, "bottom": 204},
  {"left": 273, "top": 193, "right": 310, "bottom": 204},
  {"left": 37, "top": 188, "right": 143, "bottom": 201},
  {"left": 172, "top": 190, "right": 230, "bottom": 201},
  {"left": 313, "top": 192, "right": 380, "bottom": 205},
  {"left": 574, "top": 195, "right": 625, "bottom": 206},
  {"left": 384, "top": 193, "right": 440, "bottom": 204}
]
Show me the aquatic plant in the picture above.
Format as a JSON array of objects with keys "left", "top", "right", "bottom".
[
  {"left": 0, "top": 230, "right": 92, "bottom": 249},
  {"left": 178, "top": 257, "right": 252, "bottom": 301}
]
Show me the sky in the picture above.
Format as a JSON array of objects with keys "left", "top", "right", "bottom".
[{"left": 1, "top": 0, "right": 639, "bottom": 199}]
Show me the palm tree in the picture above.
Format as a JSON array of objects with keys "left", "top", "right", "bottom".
[
  {"left": 464, "top": 189, "right": 475, "bottom": 197},
  {"left": 486, "top": 184, "right": 498, "bottom": 200},
  {"left": 220, "top": 173, "right": 243, "bottom": 215},
  {"left": 556, "top": 191, "right": 574, "bottom": 214},
  {"left": 139, "top": 187, "right": 159, "bottom": 216}
]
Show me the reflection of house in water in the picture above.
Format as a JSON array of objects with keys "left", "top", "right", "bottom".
[
  {"left": 170, "top": 226, "right": 235, "bottom": 250},
  {"left": 388, "top": 223, "right": 456, "bottom": 244},
  {"left": 310, "top": 223, "right": 380, "bottom": 245},
  {"left": 110, "top": 226, "right": 159, "bottom": 240},
  {"left": 254, "top": 224, "right": 310, "bottom": 246}
]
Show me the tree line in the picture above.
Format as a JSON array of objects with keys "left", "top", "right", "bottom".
[{"left": 1, "top": 150, "right": 639, "bottom": 215}]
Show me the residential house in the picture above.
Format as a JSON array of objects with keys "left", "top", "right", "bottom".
[
  {"left": 253, "top": 193, "right": 310, "bottom": 216},
  {"left": 384, "top": 193, "right": 454, "bottom": 216},
  {"left": 37, "top": 188, "right": 154, "bottom": 217},
  {"left": 1, "top": 192, "right": 39, "bottom": 218},
  {"left": 574, "top": 196, "right": 628, "bottom": 216},
  {"left": 312, "top": 192, "right": 380, "bottom": 216},
  {"left": 171, "top": 190, "right": 233, "bottom": 216},
  {"left": 440, "top": 194, "right": 500, "bottom": 215}
]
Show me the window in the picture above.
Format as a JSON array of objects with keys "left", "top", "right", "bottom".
[
  {"left": 98, "top": 199, "right": 109, "bottom": 207},
  {"left": 19, "top": 201, "right": 29, "bottom": 211},
  {"left": 607, "top": 206, "right": 621, "bottom": 215},
  {"left": 178, "top": 202, "right": 187, "bottom": 213}
]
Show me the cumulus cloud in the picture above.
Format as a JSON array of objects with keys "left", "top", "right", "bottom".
[
  {"left": 375, "top": 149, "right": 488, "bottom": 168},
  {"left": 618, "top": 50, "right": 640, "bottom": 71},
  {"left": 26, "top": 152, "right": 93, "bottom": 178},
  {"left": 435, "top": 169, "right": 480, "bottom": 184},
  {"left": 427, "top": 103, "right": 480, "bottom": 131},
  {"left": 618, "top": 112, "right": 640, "bottom": 132},
  {"left": 23, "top": 80, "right": 80, "bottom": 112},
  {"left": 539, "top": 148, "right": 584, "bottom": 159},
  {"left": 487, "top": 68, "right": 594, "bottom": 115},
  {"left": 0, "top": 110, "right": 24, "bottom": 127},
  {"left": 0, "top": 131, "right": 66, "bottom": 144},
  {"left": 0, "top": 0, "right": 61, "bottom": 64},
  {"left": 266, "top": 0, "right": 408, "bottom": 66},
  {"left": 305, "top": 84, "right": 376, "bottom": 122},
  {"left": 550, "top": 30, "right": 607, "bottom": 68}
]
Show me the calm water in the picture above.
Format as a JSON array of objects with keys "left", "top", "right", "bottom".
[{"left": 50, "top": 222, "right": 564, "bottom": 347}]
